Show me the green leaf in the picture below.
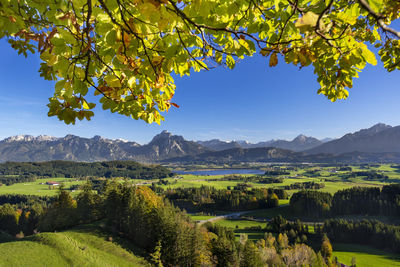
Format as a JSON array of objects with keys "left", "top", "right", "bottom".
[
  {"left": 55, "top": 80, "right": 66, "bottom": 93},
  {"left": 104, "top": 75, "right": 122, "bottom": 87}
]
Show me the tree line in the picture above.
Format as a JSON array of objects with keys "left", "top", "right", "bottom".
[
  {"left": 341, "top": 171, "right": 389, "bottom": 181},
  {"left": 264, "top": 170, "right": 291, "bottom": 176},
  {"left": 0, "top": 194, "right": 54, "bottom": 208},
  {"left": 163, "top": 185, "right": 287, "bottom": 211},
  {"left": 0, "top": 161, "right": 173, "bottom": 185},
  {"left": 290, "top": 184, "right": 400, "bottom": 217},
  {"left": 324, "top": 219, "right": 400, "bottom": 254},
  {"left": 284, "top": 182, "right": 325, "bottom": 190},
  {"left": 0, "top": 175, "right": 36, "bottom": 186}
]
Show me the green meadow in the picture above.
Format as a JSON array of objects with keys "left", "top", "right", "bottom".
[
  {"left": 333, "top": 243, "right": 400, "bottom": 267},
  {"left": 215, "top": 219, "right": 266, "bottom": 241},
  {"left": 188, "top": 215, "right": 216, "bottom": 221},
  {"left": 0, "top": 224, "right": 150, "bottom": 267},
  {"left": 157, "top": 164, "right": 399, "bottom": 196},
  {"left": 0, "top": 177, "right": 86, "bottom": 196}
]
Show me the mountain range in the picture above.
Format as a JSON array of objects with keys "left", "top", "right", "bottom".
[
  {"left": 306, "top": 123, "right": 400, "bottom": 154},
  {"left": 196, "top": 134, "right": 323, "bottom": 152},
  {"left": 0, "top": 131, "right": 207, "bottom": 162},
  {"left": 0, "top": 123, "right": 399, "bottom": 163}
]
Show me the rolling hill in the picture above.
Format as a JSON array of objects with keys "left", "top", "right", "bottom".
[{"left": 0, "top": 224, "right": 150, "bottom": 267}]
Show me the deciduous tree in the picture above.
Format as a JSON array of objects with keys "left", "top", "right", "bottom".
[{"left": 1, "top": 0, "right": 399, "bottom": 124}]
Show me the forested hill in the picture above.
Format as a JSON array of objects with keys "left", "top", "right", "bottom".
[{"left": 0, "top": 161, "right": 173, "bottom": 180}]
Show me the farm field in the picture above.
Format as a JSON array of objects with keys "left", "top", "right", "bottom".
[
  {"left": 157, "top": 164, "right": 400, "bottom": 196},
  {"left": 333, "top": 243, "right": 400, "bottom": 267},
  {"left": 1, "top": 164, "right": 396, "bottom": 197},
  {"left": 0, "top": 224, "right": 150, "bottom": 267},
  {"left": 0, "top": 177, "right": 86, "bottom": 196},
  {"left": 215, "top": 219, "right": 266, "bottom": 241},
  {"left": 159, "top": 175, "right": 382, "bottom": 193}
]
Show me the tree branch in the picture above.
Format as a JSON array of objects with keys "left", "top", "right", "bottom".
[{"left": 357, "top": 0, "right": 400, "bottom": 38}]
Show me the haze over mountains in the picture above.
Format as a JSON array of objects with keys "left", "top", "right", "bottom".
[
  {"left": 197, "top": 134, "right": 323, "bottom": 152},
  {"left": 0, "top": 123, "right": 399, "bottom": 163}
]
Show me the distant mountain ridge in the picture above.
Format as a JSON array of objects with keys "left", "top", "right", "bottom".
[
  {"left": 0, "top": 131, "right": 210, "bottom": 162},
  {"left": 197, "top": 134, "right": 324, "bottom": 152},
  {"left": 306, "top": 123, "right": 400, "bottom": 154},
  {"left": 197, "top": 139, "right": 242, "bottom": 151},
  {"left": 0, "top": 134, "right": 139, "bottom": 162},
  {"left": 1, "top": 123, "right": 400, "bottom": 163}
]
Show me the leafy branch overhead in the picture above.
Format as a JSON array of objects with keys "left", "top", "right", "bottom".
[{"left": 0, "top": 0, "right": 399, "bottom": 124}]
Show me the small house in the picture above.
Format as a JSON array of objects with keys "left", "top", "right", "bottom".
[{"left": 46, "top": 181, "right": 59, "bottom": 186}]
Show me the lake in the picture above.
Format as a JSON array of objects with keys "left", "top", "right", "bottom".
[{"left": 175, "top": 169, "right": 265, "bottom": 176}]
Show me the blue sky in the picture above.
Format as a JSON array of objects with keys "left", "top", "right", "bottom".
[{"left": 0, "top": 39, "right": 400, "bottom": 144}]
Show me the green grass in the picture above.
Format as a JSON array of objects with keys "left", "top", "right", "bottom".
[
  {"left": 161, "top": 171, "right": 396, "bottom": 196},
  {"left": 0, "top": 178, "right": 86, "bottom": 196},
  {"left": 0, "top": 224, "right": 150, "bottom": 267},
  {"left": 215, "top": 219, "right": 266, "bottom": 241},
  {"left": 4, "top": 164, "right": 397, "bottom": 197},
  {"left": 189, "top": 215, "right": 216, "bottom": 221},
  {"left": 279, "top": 199, "right": 290, "bottom": 205},
  {"left": 333, "top": 243, "right": 400, "bottom": 267},
  {"left": 215, "top": 219, "right": 267, "bottom": 229}
]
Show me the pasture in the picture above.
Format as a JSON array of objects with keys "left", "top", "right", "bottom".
[
  {"left": 333, "top": 243, "right": 400, "bottom": 267},
  {"left": 215, "top": 219, "right": 266, "bottom": 241},
  {"left": 157, "top": 164, "right": 400, "bottom": 197},
  {"left": 0, "top": 224, "right": 150, "bottom": 267},
  {"left": 0, "top": 177, "right": 86, "bottom": 196}
]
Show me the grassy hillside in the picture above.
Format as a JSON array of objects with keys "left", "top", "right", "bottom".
[
  {"left": 0, "top": 225, "right": 150, "bottom": 267},
  {"left": 333, "top": 243, "right": 400, "bottom": 267}
]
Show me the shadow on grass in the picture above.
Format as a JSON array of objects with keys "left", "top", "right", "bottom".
[
  {"left": 0, "top": 231, "right": 16, "bottom": 243},
  {"left": 333, "top": 243, "right": 400, "bottom": 263}
]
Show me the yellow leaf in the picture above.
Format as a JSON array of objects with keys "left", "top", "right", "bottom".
[
  {"left": 82, "top": 99, "right": 90, "bottom": 109},
  {"left": 295, "top": 12, "right": 319, "bottom": 33}
]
